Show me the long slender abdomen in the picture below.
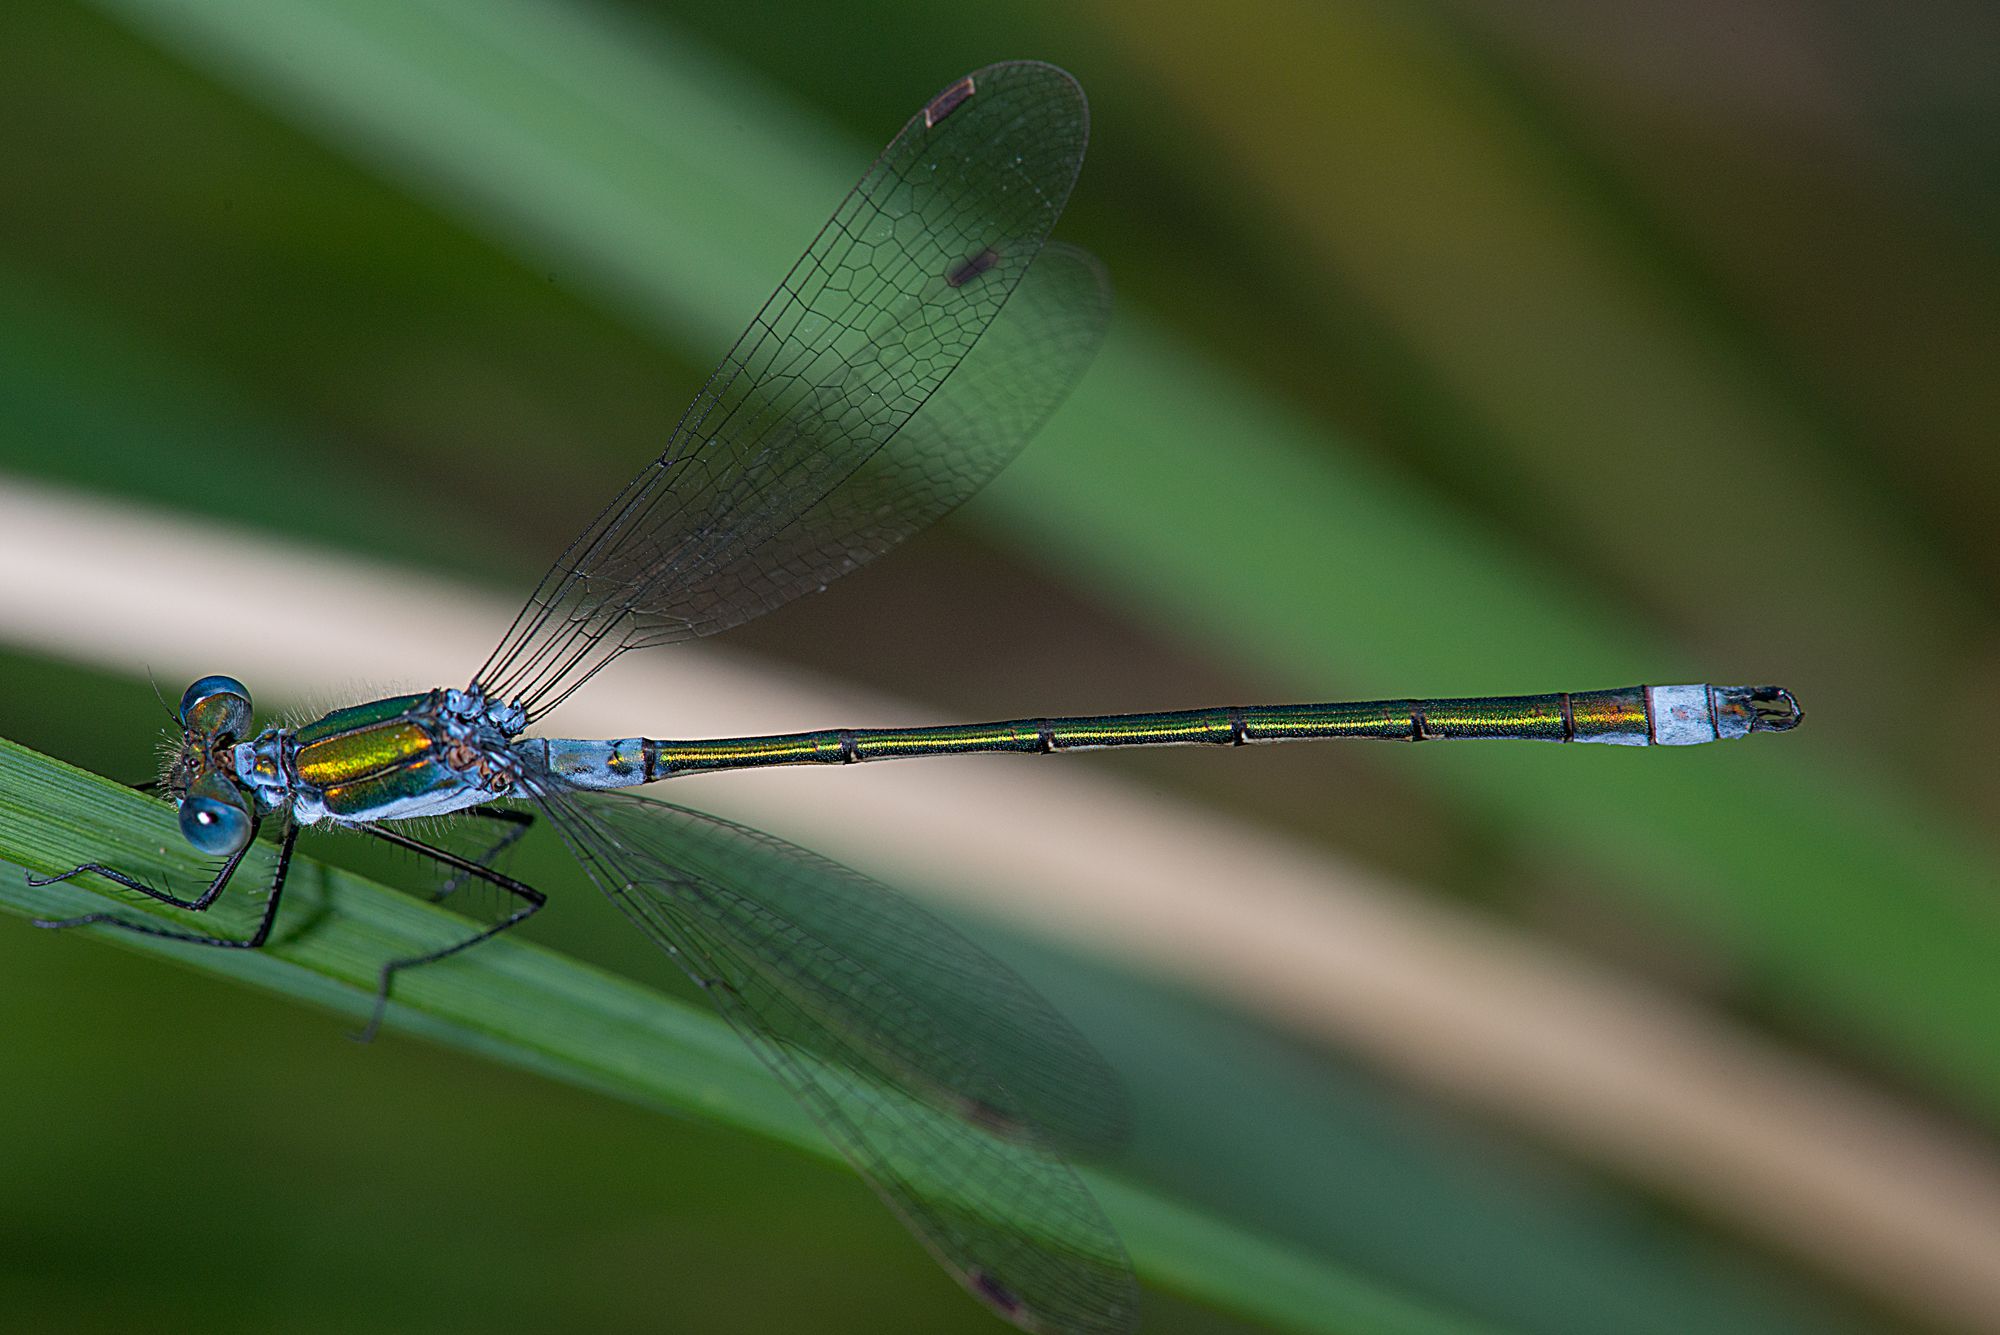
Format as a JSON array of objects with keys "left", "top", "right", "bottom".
[{"left": 523, "top": 684, "right": 1801, "bottom": 787}]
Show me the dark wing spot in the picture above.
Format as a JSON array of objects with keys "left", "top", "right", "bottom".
[
  {"left": 924, "top": 74, "right": 978, "bottom": 128},
  {"left": 946, "top": 246, "right": 1002, "bottom": 289},
  {"left": 970, "top": 1269, "right": 1024, "bottom": 1317},
  {"left": 956, "top": 1094, "right": 1029, "bottom": 1140}
]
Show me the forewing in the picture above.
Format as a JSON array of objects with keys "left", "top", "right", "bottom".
[
  {"left": 480, "top": 63, "right": 1098, "bottom": 717},
  {"left": 530, "top": 781, "right": 1137, "bottom": 1335}
]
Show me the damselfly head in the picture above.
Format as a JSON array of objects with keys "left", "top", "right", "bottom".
[{"left": 163, "top": 674, "right": 256, "bottom": 807}]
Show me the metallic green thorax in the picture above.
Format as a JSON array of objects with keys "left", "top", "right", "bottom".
[{"left": 291, "top": 693, "right": 462, "bottom": 819}]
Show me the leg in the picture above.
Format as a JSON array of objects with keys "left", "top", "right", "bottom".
[
  {"left": 25, "top": 782, "right": 196, "bottom": 905},
  {"left": 426, "top": 805, "right": 534, "bottom": 904},
  {"left": 352, "top": 824, "right": 546, "bottom": 1043},
  {"left": 32, "top": 827, "right": 256, "bottom": 915},
  {"left": 32, "top": 824, "right": 298, "bottom": 950}
]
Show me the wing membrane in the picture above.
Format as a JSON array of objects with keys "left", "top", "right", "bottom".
[
  {"left": 529, "top": 778, "right": 1137, "bottom": 1335},
  {"left": 479, "top": 62, "right": 1099, "bottom": 717}
]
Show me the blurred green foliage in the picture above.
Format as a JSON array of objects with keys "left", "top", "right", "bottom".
[{"left": 2, "top": 0, "right": 1995, "bottom": 1332}]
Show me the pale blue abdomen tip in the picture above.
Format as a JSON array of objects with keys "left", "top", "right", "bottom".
[{"left": 1648, "top": 684, "right": 1804, "bottom": 744}]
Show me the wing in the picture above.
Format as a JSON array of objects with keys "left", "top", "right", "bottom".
[
  {"left": 478, "top": 62, "right": 1102, "bottom": 718},
  {"left": 527, "top": 777, "right": 1137, "bottom": 1335}
]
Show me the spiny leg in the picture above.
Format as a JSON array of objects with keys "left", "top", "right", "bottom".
[
  {"left": 31, "top": 814, "right": 256, "bottom": 916},
  {"left": 24, "top": 780, "right": 189, "bottom": 904},
  {"left": 352, "top": 823, "right": 546, "bottom": 1043},
  {"left": 426, "top": 805, "right": 535, "bottom": 904},
  {"left": 30, "top": 823, "right": 298, "bottom": 950}
]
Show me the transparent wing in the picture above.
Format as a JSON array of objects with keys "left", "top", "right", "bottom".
[
  {"left": 527, "top": 777, "right": 1137, "bottom": 1335},
  {"left": 479, "top": 62, "right": 1101, "bottom": 718}
]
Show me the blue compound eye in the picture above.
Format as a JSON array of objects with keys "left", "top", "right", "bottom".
[
  {"left": 179, "top": 674, "right": 253, "bottom": 738},
  {"left": 179, "top": 775, "right": 253, "bottom": 856}
]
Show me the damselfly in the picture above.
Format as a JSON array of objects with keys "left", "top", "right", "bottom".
[{"left": 29, "top": 62, "right": 1800, "bottom": 1335}]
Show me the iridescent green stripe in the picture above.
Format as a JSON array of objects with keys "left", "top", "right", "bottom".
[
  {"left": 647, "top": 687, "right": 1662, "bottom": 776},
  {"left": 292, "top": 692, "right": 428, "bottom": 745},
  {"left": 295, "top": 719, "right": 435, "bottom": 789}
]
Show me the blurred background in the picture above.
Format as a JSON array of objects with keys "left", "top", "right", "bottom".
[{"left": 2, "top": 0, "right": 1997, "bottom": 1331}]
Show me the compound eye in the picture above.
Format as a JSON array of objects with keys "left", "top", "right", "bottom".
[
  {"left": 179, "top": 674, "right": 253, "bottom": 738},
  {"left": 179, "top": 775, "right": 253, "bottom": 856}
]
